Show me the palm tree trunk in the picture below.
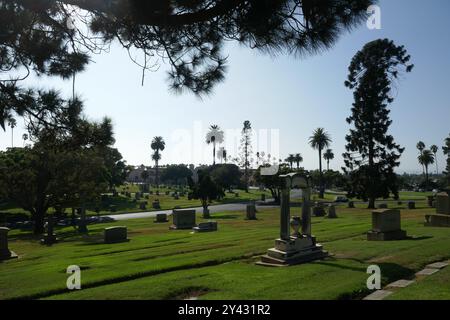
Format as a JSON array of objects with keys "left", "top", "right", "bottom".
[
  {"left": 213, "top": 143, "right": 216, "bottom": 165},
  {"left": 327, "top": 160, "right": 329, "bottom": 171},
  {"left": 435, "top": 154, "right": 439, "bottom": 175},
  {"left": 319, "top": 148, "right": 324, "bottom": 199},
  {"left": 155, "top": 160, "right": 159, "bottom": 189},
  {"left": 425, "top": 165, "right": 429, "bottom": 184}
]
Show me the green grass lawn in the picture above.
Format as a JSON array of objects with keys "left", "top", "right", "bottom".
[
  {"left": 387, "top": 265, "right": 450, "bottom": 300},
  {"left": 1, "top": 204, "right": 449, "bottom": 300}
]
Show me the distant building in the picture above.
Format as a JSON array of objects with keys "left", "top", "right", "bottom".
[{"left": 126, "top": 165, "right": 161, "bottom": 184}]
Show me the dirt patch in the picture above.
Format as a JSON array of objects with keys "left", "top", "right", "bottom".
[{"left": 164, "top": 286, "right": 212, "bottom": 300}]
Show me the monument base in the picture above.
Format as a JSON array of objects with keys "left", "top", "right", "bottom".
[
  {"left": 0, "top": 250, "right": 18, "bottom": 261},
  {"left": 154, "top": 219, "right": 169, "bottom": 223},
  {"left": 367, "top": 229, "right": 407, "bottom": 241},
  {"left": 40, "top": 234, "right": 58, "bottom": 245},
  {"left": 169, "top": 225, "right": 196, "bottom": 230},
  {"left": 424, "top": 214, "right": 450, "bottom": 228},
  {"left": 257, "top": 236, "right": 328, "bottom": 267}
]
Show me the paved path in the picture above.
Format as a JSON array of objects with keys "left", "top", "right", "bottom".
[{"left": 106, "top": 202, "right": 278, "bottom": 221}]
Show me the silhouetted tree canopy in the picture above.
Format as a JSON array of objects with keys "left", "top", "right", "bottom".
[
  {"left": 1, "top": 0, "right": 376, "bottom": 127},
  {"left": 343, "top": 39, "right": 414, "bottom": 209}
]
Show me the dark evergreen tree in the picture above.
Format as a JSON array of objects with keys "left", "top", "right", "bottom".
[
  {"left": 1, "top": 1, "right": 375, "bottom": 127},
  {"left": 343, "top": 39, "right": 414, "bottom": 209}
]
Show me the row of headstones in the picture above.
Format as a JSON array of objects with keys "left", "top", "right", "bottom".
[
  {"left": 312, "top": 204, "right": 338, "bottom": 219},
  {"left": 347, "top": 201, "right": 417, "bottom": 209},
  {"left": 103, "top": 210, "right": 219, "bottom": 244}
]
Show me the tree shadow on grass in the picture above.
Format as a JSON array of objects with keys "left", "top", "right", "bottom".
[
  {"left": 405, "top": 235, "right": 433, "bottom": 241},
  {"left": 209, "top": 214, "right": 240, "bottom": 220},
  {"left": 316, "top": 257, "right": 415, "bottom": 281}
]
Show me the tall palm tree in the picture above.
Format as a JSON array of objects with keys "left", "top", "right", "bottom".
[
  {"left": 416, "top": 141, "right": 426, "bottom": 176},
  {"left": 285, "top": 154, "right": 295, "bottom": 169},
  {"left": 418, "top": 150, "right": 434, "bottom": 184},
  {"left": 309, "top": 128, "right": 332, "bottom": 199},
  {"left": 8, "top": 118, "right": 17, "bottom": 148},
  {"left": 294, "top": 153, "right": 303, "bottom": 169},
  {"left": 323, "top": 149, "right": 335, "bottom": 171},
  {"left": 430, "top": 145, "right": 439, "bottom": 175},
  {"left": 206, "top": 125, "right": 224, "bottom": 165},
  {"left": 151, "top": 136, "right": 165, "bottom": 189}
]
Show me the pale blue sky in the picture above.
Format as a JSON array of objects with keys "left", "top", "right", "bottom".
[{"left": 1, "top": 0, "right": 449, "bottom": 173}]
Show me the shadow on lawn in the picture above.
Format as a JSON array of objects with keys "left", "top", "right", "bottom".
[{"left": 209, "top": 214, "right": 240, "bottom": 220}]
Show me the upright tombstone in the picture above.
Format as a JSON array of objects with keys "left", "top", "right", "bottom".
[
  {"left": 41, "top": 215, "right": 58, "bottom": 245},
  {"left": 104, "top": 226, "right": 128, "bottom": 244},
  {"left": 202, "top": 208, "right": 210, "bottom": 219},
  {"left": 436, "top": 192, "right": 450, "bottom": 215},
  {"left": 154, "top": 213, "right": 169, "bottom": 223},
  {"left": 261, "top": 194, "right": 266, "bottom": 202},
  {"left": 152, "top": 200, "right": 161, "bottom": 209},
  {"left": 0, "top": 227, "right": 18, "bottom": 261},
  {"left": 312, "top": 203, "right": 326, "bottom": 217},
  {"left": 348, "top": 201, "right": 355, "bottom": 208},
  {"left": 170, "top": 209, "right": 196, "bottom": 230},
  {"left": 367, "top": 209, "right": 407, "bottom": 241},
  {"left": 258, "top": 173, "right": 328, "bottom": 266},
  {"left": 378, "top": 203, "right": 388, "bottom": 209},
  {"left": 246, "top": 204, "right": 257, "bottom": 220},
  {"left": 425, "top": 192, "right": 450, "bottom": 227},
  {"left": 327, "top": 205, "right": 338, "bottom": 219},
  {"left": 408, "top": 201, "right": 416, "bottom": 210},
  {"left": 139, "top": 202, "right": 147, "bottom": 210}
]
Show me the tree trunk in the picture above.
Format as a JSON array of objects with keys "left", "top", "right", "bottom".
[
  {"left": 33, "top": 210, "right": 46, "bottom": 235},
  {"left": 155, "top": 160, "right": 159, "bottom": 189},
  {"left": 368, "top": 197, "right": 376, "bottom": 209},
  {"left": 319, "top": 148, "right": 324, "bottom": 199},
  {"left": 213, "top": 143, "right": 216, "bottom": 165}
]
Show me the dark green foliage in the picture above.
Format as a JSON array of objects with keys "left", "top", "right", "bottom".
[
  {"left": 189, "top": 171, "right": 224, "bottom": 210},
  {"left": 254, "top": 164, "right": 293, "bottom": 204},
  {"left": 210, "top": 164, "right": 242, "bottom": 191},
  {"left": 161, "top": 164, "right": 193, "bottom": 185},
  {"left": 343, "top": 39, "right": 414, "bottom": 208},
  {"left": 0, "top": 95, "right": 116, "bottom": 234},
  {"left": 443, "top": 133, "right": 450, "bottom": 186}
]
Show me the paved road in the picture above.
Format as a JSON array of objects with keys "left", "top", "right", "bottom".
[{"left": 106, "top": 202, "right": 278, "bottom": 221}]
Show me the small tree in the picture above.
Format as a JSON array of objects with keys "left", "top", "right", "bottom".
[
  {"left": 343, "top": 39, "right": 414, "bottom": 209},
  {"left": 190, "top": 172, "right": 224, "bottom": 218}
]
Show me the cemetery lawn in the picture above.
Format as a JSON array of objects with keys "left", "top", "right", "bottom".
[
  {"left": 387, "top": 264, "right": 450, "bottom": 300},
  {"left": 1, "top": 200, "right": 449, "bottom": 300}
]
